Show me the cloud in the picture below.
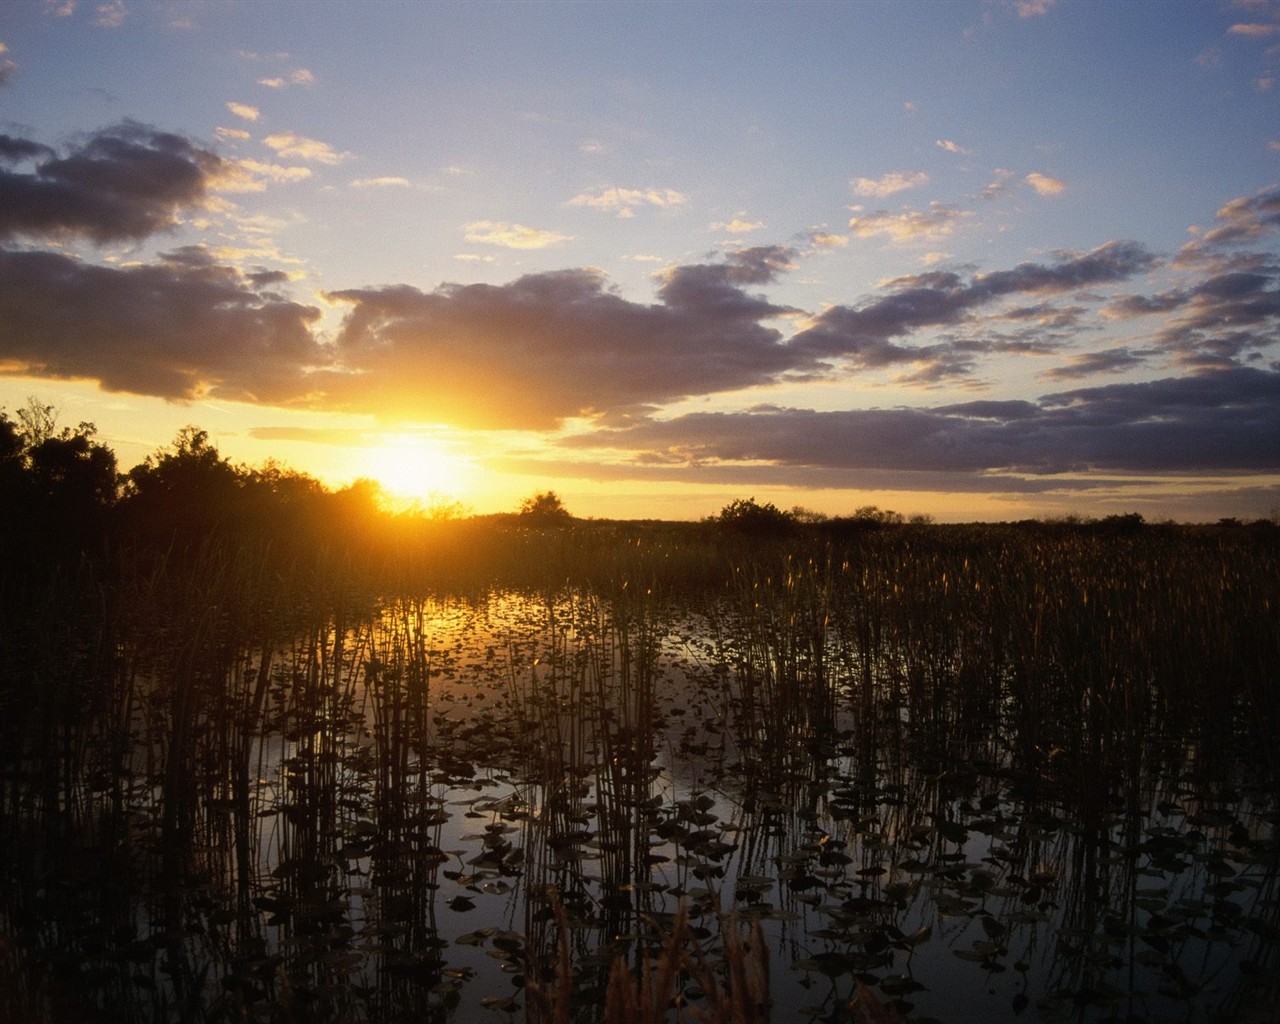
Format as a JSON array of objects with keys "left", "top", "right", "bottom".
[
  {"left": 1013, "top": 0, "right": 1056, "bottom": 16},
  {"left": 847, "top": 204, "right": 971, "bottom": 242},
  {"left": 218, "top": 158, "right": 311, "bottom": 192},
  {"left": 1026, "top": 171, "right": 1065, "bottom": 195},
  {"left": 1228, "top": 21, "right": 1280, "bottom": 36},
  {"left": 0, "top": 246, "right": 324, "bottom": 401},
  {"left": 936, "top": 139, "right": 971, "bottom": 155},
  {"left": 980, "top": 168, "right": 1015, "bottom": 200},
  {"left": 0, "top": 123, "right": 224, "bottom": 243},
  {"left": 0, "top": 135, "right": 55, "bottom": 165},
  {"left": 0, "top": 57, "right": 16, "bottom": 88},
  {"left": 566, "top": 186, "right": 689, "bottom": 216},
  {"left": 350, "top": 176, "right": 410, "bottom": 188},
  {"left": 569, "top": 367, "right": 1280, "bottom": 477},
  {"left": 4, "top": 138, "right": 1271, "bottom": 459},
  {"left": 1153, "top": 270, "right": 1280, "bottom": 368},
  {"left": 463, "top": 220, "right": 573, "bottom": 249},
  {"left": 711, "top": 218, "right": 765, "bottom": 234},
  {"left": 226, "top": 102, "right": 261, "bottom": 122},
  {"left": 1102, "top": 290, "right": 1186, "bottom": 319},
  {"left": 317, "top": 247, "right": 811, "bottom": 429},
  {"left": 259, "top": 68, "right": 315, "bottom": 88},
  {"left": 793, "top": 240, "right": 1158, "bottom": 368},
  {"left": 263, "top": 132, "right": 351, "bottom": 165},
  {"left": 94, "top": 0, "right": 125, "bottom": 27},
  {"left": 237, "top": 50, "right": 292, "bottom": 62},
  {"left": 851, "top": 171, "right": 929, "bottom": 198},
  {"left": 1180, "top": 185, "right": 1280, "bottom": 257},
  {"left": 2, "top": 200, "right": 1169, "bottom": 432},
  {"left": 1043, "top": 346, "right": 1152, "bottom": 380},
  {"left": 215, "top": 126, "right": 252, "bottom": 141},
  {"left": 809, "top": 231, "right": 849, "bottom": 249}
]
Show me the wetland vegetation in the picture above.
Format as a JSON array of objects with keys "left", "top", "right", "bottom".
[{"left": 2, "top": 410, "right": 1279, "bottom": 1024}]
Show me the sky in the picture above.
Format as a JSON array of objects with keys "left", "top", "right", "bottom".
[{"left": 1, "top": 0, "right": 1279, "bottom": 522}]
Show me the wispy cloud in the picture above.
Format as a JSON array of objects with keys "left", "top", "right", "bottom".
[
  {"left": 1179, "top": 184, "right": 1280, "bottom": 258},
  {"left": 711, "top": 217, "right": 765, "bottom": 234},
  {"left": 566, "top": 186, "right": 689, "bottom": 217},
  {"left": 809, "top": 231, "right": 849, "bottom": 249},
  {"left": 226, "top": 102, "right": 261, "bottom": 122},
  {"left": 218, "top": 158, "right": 312, "bottom": 192},
  {"left": 94, "top": 0, "right": 125, "bottom": 28},
  {"left": 1026, "top": 171, "right": 1066, "bottom": 195},
  {"left": 259, "top": 68, "right": 315, "bottom": 88},
  {"left": 1228, "top": 21, "right": 1280, "bottom": 36},
  {"left": 463, "top": 220, "right": 573, "bottom": 249},
  {"left": 936, "top": 139, "right": 971, "bottom": 155},
  {"left": 1013, "top": 0, "right": 1057, "bottom": 17},
  {"left": 350, "top": 176, "right": 410, "bottom": 188},
  {"left": 847, "top": 204, "right": 971, "bottom": 243},
  {"left": 851, "top": 171, "right": 929, "bottom": 198},
  {"left": 1043, "top": 346, "right": 1152, "bottom": 380},
  {"left": 263, "top": 132, "right": 350, "bottom": 165}
]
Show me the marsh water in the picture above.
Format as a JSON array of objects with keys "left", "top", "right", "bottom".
[{"left": 3, "top": 532, "right": 1279, "bottom": 1024}]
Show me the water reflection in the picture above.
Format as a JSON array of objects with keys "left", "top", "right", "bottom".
[{"left": 2, "top": 583, "right": 1278, "bottom": 1023}]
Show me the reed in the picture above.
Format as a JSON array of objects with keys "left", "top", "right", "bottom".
[
  {"left": 2, "top": 518, "right": 1278, "bottom": 1023},
  {"left": 528, "top": 899, "right": 770, "bottom": 1024}
]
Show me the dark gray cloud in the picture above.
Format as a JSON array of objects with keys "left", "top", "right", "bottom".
[
  {"left": 0, "top": 122, "right": 223, "bottom": 243},
  {"left": 1044, "top": 346, "right": 1153, "bottom": 380},
  {"left": 319, "top": 249, "right": 814, "bottom": 429},
  {"left": 792, "top": 241, "right": 1157, "bottom": 372},
  {"left": 1103, "top": 291, "right": 1187, "bottom": 318},
  {"left": 0, "top": 246, "right": 323, "bottom": 401},
  {"left": 0, "top": 135, "right": 54, "bottom": 164},
  {"left": 1146, "top": 270, "right": 1280, "bottom": 369},
  {"left": 568, "top": 368, "right": 1280, "bottom": 476},
  {"left": 1179, "top": 186, "right": 1280, "bottom": 259},
  {"left": 656, "top": 244, "right": 797, "bottom": 316}
]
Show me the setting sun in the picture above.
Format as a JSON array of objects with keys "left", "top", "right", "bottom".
[{"left": 365, "top": 433, "right": 476, "bottom": 509}]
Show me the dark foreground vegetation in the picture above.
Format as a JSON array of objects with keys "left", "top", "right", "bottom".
[{"left": 2, "top": 408, "right": 1280, "bottom": 1024}]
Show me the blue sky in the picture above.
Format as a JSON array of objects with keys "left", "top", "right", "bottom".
[{"left": 1, "top": 0, "right": 1278, "bottom": 521}]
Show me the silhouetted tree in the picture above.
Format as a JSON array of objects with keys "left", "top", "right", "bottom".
[
  {"left": 0, "top": 403, "right": 118, "bottom": 574},
  {"left": 518, "top": 490, "right": 572, "bottom": 524},
  {"left": 120, "top": 426, "right": 245, "bottom": 551},
  {"left": 710, "top": 497, "right": 796, "bottom": 536}
]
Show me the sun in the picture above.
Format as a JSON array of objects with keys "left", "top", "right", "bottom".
[{"left": 366, "top": 433, "right": 475, "bottom": 510}]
